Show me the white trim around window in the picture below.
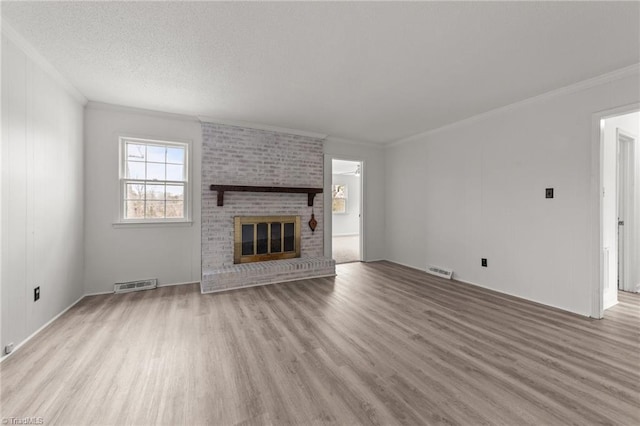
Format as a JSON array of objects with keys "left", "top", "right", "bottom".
[{"left": 116, "top": 136, "right": 192, "bottom": 225}]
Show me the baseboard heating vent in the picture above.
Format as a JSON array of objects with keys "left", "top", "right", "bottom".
[
  {"left": 114, "top": 278, "right": 158, "bottom": 294},
  {"left": 426, "top": 265, "right": 453, "bottom": 280}
]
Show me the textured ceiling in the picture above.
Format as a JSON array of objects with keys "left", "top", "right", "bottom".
[{"left": 2, "top": 1, "right": 639, "bottom": 144}]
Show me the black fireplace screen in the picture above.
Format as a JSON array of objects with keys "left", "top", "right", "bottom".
[{"left": 234, "top": 216, "right": 301, "bottom": 263}]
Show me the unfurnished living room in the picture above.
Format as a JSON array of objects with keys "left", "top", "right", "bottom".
[{"left": 1, "top": 1, "right": 639, "bottom": 425}]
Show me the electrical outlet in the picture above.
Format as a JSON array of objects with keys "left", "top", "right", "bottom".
[
  {"left": 4, "top": 342, "right": 14, "bottom": 355},
  {"left": 34, "top": 286, "right": 40, "bottom": 302},
  {"left": 545, "top": 188, "right": 554, "bottom": 199},
  {"left": 481, "top": 258, "right": 488, "bottom": 267}
]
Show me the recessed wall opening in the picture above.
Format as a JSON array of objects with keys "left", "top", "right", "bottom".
[
  {"left": 331, "top": 159, "right": 363, "bottom": 264},
  {"left": 600, "top": 110, "right": 639, "bottom": 314}
]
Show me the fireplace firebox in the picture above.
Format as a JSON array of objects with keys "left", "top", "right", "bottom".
[{"left": 234, "top": 216, "right": 301, "bottom": 264}]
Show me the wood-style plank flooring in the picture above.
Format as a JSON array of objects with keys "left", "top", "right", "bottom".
[{"left": 1, "top": 261, "right": 639, "bottom": 425}]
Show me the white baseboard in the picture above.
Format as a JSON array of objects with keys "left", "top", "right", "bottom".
[
  {"left": 83, "top": 290, "right": 114, "bottom": 297},
  {"left": 2, "top": 280, "right": 203, "bottom": 362},
  {"left": 85, "top": 280, "right": 200, "bottom": 297},
  {"left": 453, "top": 277, "right": 589, "bottom": 317},
  {"left": 158, "top": 280, "right": 200, "bottom": 288},
  {"left": 0, "top": 294, "right": 85, "bottom": 363},
  {"left": 603, "top": 298, "right": 619, "bottom": 310},
  {"left": 383, "top": 259, "right": 424, "bottom": 271},
  {"left": 384, "top": 260, "right": 590, "bottom": 318}
]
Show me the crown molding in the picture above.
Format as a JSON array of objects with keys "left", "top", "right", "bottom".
[
  {"left": 198, "top": 116, "right": 327, "bottom": 139},
  {"left": 86, "top": 101, "right": 200, "bottom": 122},
  {"left": 324, "top": 136, "right": 383, "bottom": 148},
  {"left": 2, "top": 18, "right": 87, "bottom": 105},
  {"left": 386, "top": 63, "right": 640, "bottom": 148}
]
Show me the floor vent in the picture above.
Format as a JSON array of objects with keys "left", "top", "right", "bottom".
[
  {"left": 426, "top": 265, "right": 453, "bottom": 280},
  {"left": 114, "top": 278, "right": 158, "bottom": 294}
]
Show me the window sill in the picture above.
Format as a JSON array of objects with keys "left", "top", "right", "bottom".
[{"left": 113, "top": 221, "right": 193, "bottom": 229}]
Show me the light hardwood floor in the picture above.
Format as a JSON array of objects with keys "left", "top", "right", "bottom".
[
  {"left": 332, "top": 235, "right": 360, "bottom": 264},
  {"left": 1, "top": 261, "right": 639, "bottom": 425}
]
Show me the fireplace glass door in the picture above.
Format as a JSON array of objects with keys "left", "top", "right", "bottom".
[{"left": 234, "top": 216, "right": 301, "bottom": 263}]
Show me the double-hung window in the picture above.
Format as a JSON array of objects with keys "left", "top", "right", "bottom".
[{"left": 119, "top": 137, "right": 189, "bottom": 223}]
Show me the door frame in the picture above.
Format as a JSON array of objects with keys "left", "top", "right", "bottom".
[
  {"left": 616, "top": 129, "right": 636, "bottom": 292},
  {"left": 590, "top": 103, "right": 639, "bottom": 318},
  {"left": 324, "top": 155, "right": 365, "bottom": 262}
]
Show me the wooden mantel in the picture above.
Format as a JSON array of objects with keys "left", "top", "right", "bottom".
[{"left": 210, "top": 185, "right": 323, "bottom": 207}]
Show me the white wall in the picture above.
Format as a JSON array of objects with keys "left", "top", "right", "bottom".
[
  {"left": 602, "top": 112, "right": 640, "bottom": 306},
  {"left": 331, "top": 173, "right": 361, "bottom": 236},
  {"left": 385, "top": 72, "right": 640, "bottom": 317},
  {"left": 1, "top": 33, "right": 85, "bottom": 354},
  {"left": 324, "top": 139, "right": 385, "bottom": 261},
  {"left": 83, "top": 103, "right": 201, "bottom": 294}
]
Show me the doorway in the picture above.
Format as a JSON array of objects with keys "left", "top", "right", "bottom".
[
  {"left": 331, "top": 159, "right": 362, "bottom": 263},
  {"left": 600, "top": 110, "right": 639, "bottom": 312},
  {"left": 617, "top": 129, "right": 636, "bottom": 291}
]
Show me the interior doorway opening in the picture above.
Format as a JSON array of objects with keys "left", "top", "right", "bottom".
[
  {"left": 331, "top": 159, "right": 362, "bottom": 264},
  {"left": 601, "top": 110, "right": 639, "bottom": 312}
]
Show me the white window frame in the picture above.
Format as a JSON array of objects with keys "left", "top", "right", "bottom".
[{"left": 117, "top": 136, "right": 191, "bottom": 224}]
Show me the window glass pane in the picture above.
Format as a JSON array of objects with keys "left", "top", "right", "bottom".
[
  {"left": 147, "top": 145, "right": 166, "bottom": 163},
  {"left": 167, "top": 147, "right": 184, "bottom": 164},
  {"left": 242, "top": 224, "right": 254, "bottom": 255},
  {"left": 166, "top": 184, "right": 184, "bottom": 200},
  {"left": 147, "top": 163, "right": 165, "bottom": 180},
  {"left": 126, "top": 200, "right": 145, "bottom": 219},
  {"left": 145, "top": 201, "right": 165, "bottom": 218},
  {"left": 166, "top": 164, "right": 184, "bottom": 181},
  {"left": 165, "top": 201, "right": 184, "bottom": 218},
  {"left": 146, "top": 184, "right": 165, "bottom": 200},
  {"left": 121, "top": 139, "right": 188, "bottom": 222},
  {"left": 126, "top": 144, "right": 145, "bottom": 161},
  {"left": 127, "top": 161, "right": 145, "bottom": 179},
  {"left": 256, "top": 223, "right": 268, "bottom": 254},
  {"left": 126, "top": 183, "right": 145, "bottom": 200}
]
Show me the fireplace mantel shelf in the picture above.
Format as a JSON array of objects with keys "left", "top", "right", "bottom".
[{"left": 210, "top": 185, "right": 323, "bottom": 207}]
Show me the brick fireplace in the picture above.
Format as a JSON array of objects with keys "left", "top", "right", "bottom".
[{"left": 200, "top": 123, "right": 335, "bottom": 293}]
